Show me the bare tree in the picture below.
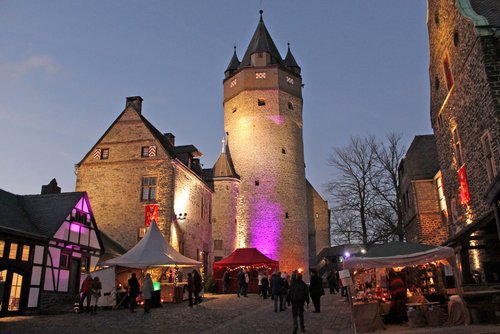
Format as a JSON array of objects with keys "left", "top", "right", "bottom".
[
  {"left": 327, "top": 134, "right": 406, "bottom": 246},
  {"left": 371, "top": 133, "right": 406, "bottom": 241},
  {"left": 326, "top": 136, "right": 377, "bottom": 245}
]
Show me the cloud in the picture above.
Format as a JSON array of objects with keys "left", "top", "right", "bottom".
[{"left": 0, "top": 55, "right": 60, "bottom": 79}]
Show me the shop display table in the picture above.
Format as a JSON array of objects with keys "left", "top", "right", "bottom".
[{"left": 353, "top": 301, "right": 385, "bottom": 333}]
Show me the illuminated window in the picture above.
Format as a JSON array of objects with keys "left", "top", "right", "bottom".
[
  {"left": 452, "top": 127, "right": 463, "bottom": 168},
  {"left": 141, "top": 176, "right": 157, "bottom": 201},
  {"left": 435, "top": 172, "right": 448, "bottom": 223},
  {"left": 8, "top": 273, "right": 23, "bottom": 311},
  {"left": 214, "top": 240, "right": 223, "bottom": 250},
  {"left": 482, "top": 131, "right": 497, "bottom": 182},
  {"left": 257, "top": 99, "right": 266, "bottom": 106},
  {"left": 286, "top": 76, "right": 294, "bottom": 85},
  {"left": 9, "top": 243, "right": 18, "bottom": 260},
  {"left": 21, "top": 245, "right": 30, "bottom": 262},
  {"left": 288, "top": 102, "right": 294, "bottom": 110},
  {"left": 101, "top": 148, "right": 109, "bottom": 160},
  {"left": 443, "top": 56, "right": 454, "bottom": 90},
  {"left": 230, "top": 79, "right": 237, "bottom": 88},
  {"left": 138, "top": 227, "right": 147, "bottom": 240},
  {"left": 80, "top": 256, "right": 90, "bottom": 273},
  {"left": 0, "top": 240, "right": 4, "bottom": 257}
]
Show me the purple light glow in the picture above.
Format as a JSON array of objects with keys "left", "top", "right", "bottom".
[
  {"left": 267, "top": 115, "right": 285, "bottom": 125},
  {"left": 70, "top": 224, "right": 81, "bottom": 233},
  {"left": 249, "top": 196, "right": 282, "bottom": 260}
]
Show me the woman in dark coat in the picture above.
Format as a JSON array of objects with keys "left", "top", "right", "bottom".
[{"left": 387, "top": 270, "right": 407, "bottom": 324}]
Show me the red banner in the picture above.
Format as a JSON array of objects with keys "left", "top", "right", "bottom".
[
  {"left": 144, "top": 204, "right": 158, "bottom": 227},
  {"left": 458, "top": 165, "right": 470, "bottom": 205}
]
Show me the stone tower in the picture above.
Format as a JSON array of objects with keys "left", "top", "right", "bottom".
[{"left": 222, "top": 11, "right": 309, "bottom": 276}]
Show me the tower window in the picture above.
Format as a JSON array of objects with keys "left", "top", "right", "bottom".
[
  {"left": 443, "top": 55, "right": 454, "bottom": 90},
  {"left": 482, "top": 131, "right": 497, "bottom": 182},
  {"left": 255, "top": 180, "right": 259, "bottom": 186},
  {"left": 232, "top": 106, "right": 237, "bottom": 113},
  {"left": 453, "top": 31, "right": 460, "bottom": 47},
  {"left": 230, "top": 79, "right": 237, "bottom": 88},
  {"left": 258, "top": 99, "right": 266, "bottom": 106},
  {"left": 94, "top": 148, "right": 109, "bottom": 160},
  {"left": 142, "top": 146, "right": 157, "bottom": 157},
  {"left": 285, "top": 212, "right": 289, "bottom": 219},
  {"left": 434, "top": 13, "right": 439, "bottom": 25},
  {"left": 286, "top": 76, "right": 294, "bottom": 85},
  {"left": 282, "top": 148, "right": 286, "bottom": 154},
  {"left": 434, "top": 76, "right": 440, "bottom": 91},
  {"left": 288, "top": 102, "right": 294, "bottom": 110}
]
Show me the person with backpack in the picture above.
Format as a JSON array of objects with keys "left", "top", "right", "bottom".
[{"left": 288, "top": 272, "right": 310, "bottom": 334}]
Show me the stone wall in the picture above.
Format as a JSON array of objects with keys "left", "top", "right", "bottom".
[
  {"left": 413, "top": 180, "right": 448, "bottom": 245},
  {"left": 307, "top": 181, "right": 330, "bottom": 267},
  {"left": 427, "top": 0, "right": 500, "bottom": 237},
  {"left": 224, "top": 66, "right": 310, "bottom": 278},
  {"left": 211, "top": 178, "right": 239, "bottom": 260}
]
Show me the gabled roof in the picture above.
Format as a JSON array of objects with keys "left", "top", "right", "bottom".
[
  {"left": 0, "top": 189, "right": 84, "bottom": 239},
  {"left": 239, "top": 11, "right": 285, "bottom": 68},
  {"left": 402, "top": 135, "right": 439, "bottom": 180},
  {"left": 174, "top": 145, "right": 202, "bottom": 157},
  {"left": 469, "top": 0, "right": 500, "bottom": 27}
]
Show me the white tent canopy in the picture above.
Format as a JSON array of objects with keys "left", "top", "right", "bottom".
[
  {"left": 101, "top": 220, "right": 201, "bottom": 268},
  {"left": 343, "top": 242, "right": 456, "bottom": 269}
]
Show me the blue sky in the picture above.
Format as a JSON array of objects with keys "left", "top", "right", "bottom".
[{"left": 0, "top": 1, "right": 431, "bottom": 199}]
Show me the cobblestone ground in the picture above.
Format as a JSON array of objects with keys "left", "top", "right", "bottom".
[{"left": 1, "top": 291, "right": 500, "bottom": 334}]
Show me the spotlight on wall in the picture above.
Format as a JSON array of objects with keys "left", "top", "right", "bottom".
[{"left": 177, "top": 213, "right": 188, "bottom": 221}]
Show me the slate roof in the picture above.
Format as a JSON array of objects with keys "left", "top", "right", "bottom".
[
  {"left": 470, "top": 0, "right": 500, "bottom": 27},
  {"left": 212, "top": 146, "right": 239, "bottom": 179},
  {"left": 224, "top": 47, "right": 241, "bottom": 76},
  {"left": 0, "top": 189, "right": 83, "bottom": 240},
  {"left": 401, "top": 135, "right": 439, "bottom": 180},
  {"left": 239, "top": 12, "right": 286, "bottom": 68},
  {"left": 284, "top": 43, "right": 301, "bottom": 73}
]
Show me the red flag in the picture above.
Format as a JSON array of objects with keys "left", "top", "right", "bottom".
[
  {"left": 458, "top": 165, "right": 470, "bottom": 205},
  {"left": 144, "top": 204, "right": 158, "bottom": 227}
]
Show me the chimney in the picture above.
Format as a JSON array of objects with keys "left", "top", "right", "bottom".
[
  {"left": 41, "top": 178, "right": 61, "bottom": 195},
  {"left": 164, "top": 133, "right": 175, "bottom": 146},
  {"left": 125, "top": 96, "right": 143, "bottom": 114}
]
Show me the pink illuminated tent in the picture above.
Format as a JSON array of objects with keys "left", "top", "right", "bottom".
[{"left": 101, "top": 220, "right": 201, "bottom": 268}]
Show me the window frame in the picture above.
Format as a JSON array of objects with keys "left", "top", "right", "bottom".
[
  {"left": 452, "top": 127, "right": 463, "bottom": 169},
  {"left": 141, "top": 176, "right": 157, "bottom": 202},
  {"left": 481, "top": 131, "right": 497, "bottom": 182}
]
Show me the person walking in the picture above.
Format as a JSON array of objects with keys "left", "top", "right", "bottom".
[
  {"left": 79, "top": 274, "right": 93, "bottom": 313},
  {"left": 327, "top": 270, "right": 337, "bottom": 294},
  {"left": 309, "top": 269, "right": 324, "bottom": 313},
  {"left": 289, "top": 272, "right": 310, "bottom": 333},
  {"left": 281, "top": 272, "right": 290, "bottom": 310},
  {"left": 237, "top": 268, "right": 247, "bottom": 297},
  {"left": 243, "top": 269, "right": 249, "bottom": 297},
  {"left": 271, "top": 271, "right": 284, "bottom": 312},
  {"left": 223, "top": 268, "right": 231, "bottom": 294},
  {"left": 257, "top": 271, "right": 264, "bottom": 297},
  {"left": 193, "top": 269, "right": 203, "bottom": 305},
  {"left": 90, "top": 276, "right": 102, "bottom": 315},
  {"left": 187, "top": 272, "right": 194, "bottom": 307},
  {"left": 142, "top": 273, "right": 154, "bottom": 314},
  {"left": 260, "top": 273, "right": 269, "bottom": 299},
  {"left": 128, "top": 272, "right": 140, "bottom": 313}
]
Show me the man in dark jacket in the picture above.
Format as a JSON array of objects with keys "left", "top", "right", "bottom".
[
  {"left": 128, "top": 273, "right": 140, "bottom": 313},
  {"left": 193, "top": 269, "right": 203, "bottom": 304},
  {"left": 309, "top": 269, "right": 324, "bottom": 313},
  {"left": 237, "top": 268, "right": 246, "bottom": 297},
  {"left": 270, "top": 271, "right": 284, "bottom": 312},
  {"left": 289, "top": 272, "right": 310, "bottom": 333}
]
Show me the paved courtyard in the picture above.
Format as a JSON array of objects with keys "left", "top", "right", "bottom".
[{"left": 1, "top": 291, "right": 500, "bottom": 334}]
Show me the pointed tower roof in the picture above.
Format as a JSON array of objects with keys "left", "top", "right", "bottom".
[
  {"left": 225, "top": 46, "right": 241, "bottom": 77},
  {"left": 212, "top": 139, "right": 239, "bottom": 179},
  {"left": 239, "top": 10, "right": 285, "bottom": 68},
  {"left": 284, "top": 43, "right": 301, "bottom": 74}
]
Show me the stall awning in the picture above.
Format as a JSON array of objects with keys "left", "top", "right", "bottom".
[
  {"left": 100, "top": 220, "right": 201, "bottom": 268},
  {"left": 343, "top": 242, "right": 455, "bottom": 269},
  {"left": 213, "top": 247, "right": 279, "bottom": 269}
]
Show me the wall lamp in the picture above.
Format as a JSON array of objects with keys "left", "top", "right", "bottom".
[{"left": 177, "top": 213, "right": 188, "bottom": 221}]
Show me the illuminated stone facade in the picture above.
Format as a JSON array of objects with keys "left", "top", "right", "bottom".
[
  {"left": 75, "top": 97, "right": 212, "bottom": 271},
  {"left": 428, "top": 0, "right": 500, "bottom": 283},
  {"left": 399, "top": 135, "right": 448, "bottom": 246},
  {"left": 216, "top": 13, "right": 329, "bottom": 278}
]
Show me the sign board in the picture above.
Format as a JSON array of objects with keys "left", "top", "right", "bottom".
[{"left": 339, "top": 269, "right": 350, "bottom": 279}]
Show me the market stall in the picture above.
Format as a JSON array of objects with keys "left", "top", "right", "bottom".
[
  {"left": 213, "top": 248, "right": 279, "bottom": 293},
  {"left": 101, "top": 220, "right": 201, "bottom": 304},
  {"left": 343, "top": 242, "right": 469, "bottom": 332}
]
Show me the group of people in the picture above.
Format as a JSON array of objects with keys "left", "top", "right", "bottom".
[
  {"left": 127, "top": 272, "right": 154, "bottom": 314},
  {"left": 186, "top": 269, "right": 203, "bottom": 307},
  {"left": 79, "top": 274, "right": 102, "bottom": 314}
]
